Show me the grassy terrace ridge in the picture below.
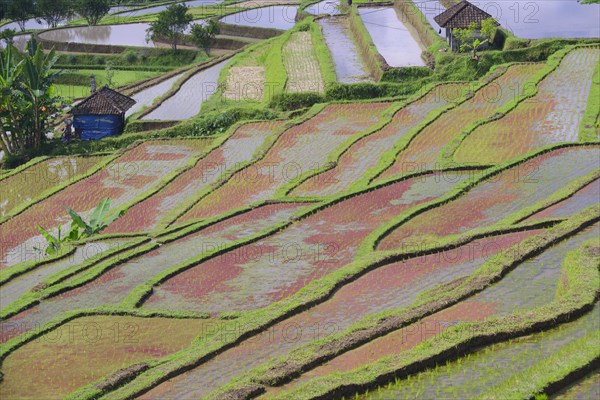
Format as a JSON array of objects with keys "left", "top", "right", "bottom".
[
  {"left": 0, "top": 237, "right": 155, "bottom": 320},
  {"left": 1, "top": 1, "right": 600, "bottom": 398},
  {"left": 255, "top": 217, "right": 600, "bottom": 400},
  {"left": 0, "top": 154, "right": 111, "bottom": 223},
  {"left": 0, "top": 152, "right": 122, "bottom": 225},
  {"left": 440, "top": 45, "right": 598, "bottom": 166},
  {"left": 78, "top": 205, "right": 599, "bottom": 400},
  {"left": 66, "top": 144, "right": 598, "bottom": 398}
]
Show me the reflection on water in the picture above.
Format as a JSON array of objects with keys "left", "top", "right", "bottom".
[
  {"left": 220, "top": 5, "right": 298, "bottom": 30},
  {"left": 306, "top": 0, "right": 342, "bottom": 16},
  {"left": 358, "top": 7, "right": 425, "bottom": 67},
  {"left": 39, "top": 23, "right": 154, "bottom": 47},
  {"left": 318, "top": 17, "right": 372, "bottom": 83},
  {"left": 1, "top": 18, "right": 65, "bottom": 32},
  {"left": 0, "top": 34, "right": 31, "bottom": 51},
  {"left": 470, "top": 0, "right": 600, "bottom": 39},
  {"left": 114, "top": 0, "right": 224, "bottom": 17},
  {"left": 142, "top": 60, "right": 228, "bottom": 121},
  {"left": 0, "top": 6, "right": 129, "bottom": 32},
  {"left": 127, "top": 72, "right": 186, "bottom": 117}
]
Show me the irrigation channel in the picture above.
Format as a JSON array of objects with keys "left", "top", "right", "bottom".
[
  {"left": 357, "top": 7, "right": 425, "bottom": 67},
  {"left": 141, "top": 60, "right": 229, "bottom": 121},
  {"left": 317, "top": 17, "right": 372, "bottom": 83},
  {"left": 126, "top": 72, "right": 188, "bottom": 117},
  {"left": 220, "top": 5, "right": 299, "bottom": 30}
]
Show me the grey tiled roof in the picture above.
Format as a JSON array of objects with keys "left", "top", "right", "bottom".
[{"left": 71, "top": 86, "right": 136, "bottom": 115}]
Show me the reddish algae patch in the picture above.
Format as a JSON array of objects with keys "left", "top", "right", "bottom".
[
  {"left": 105, "top": 121, "right": 284, "bottom": 233},
  {"left": 143, "top": 172, "right": 472, "bottom": 314},
  {"left": 0, "top": 140, "right": 208, "bottom": 268},
  {"left": 137, "top": 230, "right": 538, "bottom": 399},
  {"left": 377, "top": 146, "right": 600, "bottom": 250},
  {"left": 0, "top": 316, "right": 221, "bottom": 399},
  {"left": 291, "top": 84, "right": 468, "bottom": 197},
  {"left": 176, "top": 103, "right": 391, "bottom": 222}
]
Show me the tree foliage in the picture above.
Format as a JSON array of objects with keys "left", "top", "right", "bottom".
[
  {"left": 6, "top": 0, "right": 36, "bottom": 31},
  {"left": 76, "top": 0, "right": 111, "bottom": 25},
  {"left": 454, "top": 18, "right": 497, "bottom": 58},
  {"left": 0, "top": 38, "right": 64, "bottom": 155},
  {"left": 190, "top": 19, "right": 220, "bottom": 55},
  {"left": 36, "top": 0, "right": 75, "bottom": 28},
  {"left": 146, "top": 3, "right": 193, "bottom": 51}
]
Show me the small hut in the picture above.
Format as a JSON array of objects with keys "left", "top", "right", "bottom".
[
  {"left": 71, "top": 86, "right": 136, "bottom": 140},
  {"left": 434, "top": 1, "right": 498, "bottom": 52}
]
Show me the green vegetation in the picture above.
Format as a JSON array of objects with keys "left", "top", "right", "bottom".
[
  {"left": 146, "top": 3, "right": 193, "bottom": 51},
  {"left": 454, "top": 18, "right": 499, "bottom": 58},
  {"left": 76, "top": 0, "right": 111, "bottom": 25},
  {"left": 190, "top": 19, "right": 221, "bottom": 55},
  {"left": 1, "top": 2, "right": 599, "bottom": 399},
  {"left": 36, "top": 0, "right": 73, "bottom": 28},
  {"left": 5, "top": 0, "right": 35, "bottom": 31},
  {"left": 37, "top": 198, "right": 126, "bottom": 254},
  {"left": 0, "top": 39, "right": 63, "bottom": 156}
]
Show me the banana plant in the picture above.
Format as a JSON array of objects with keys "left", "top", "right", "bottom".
[
  {"left": 37, "top": 198, "right": 126, "bottom": 255},
  {"left": 67, "top": 198, "right": 126, "bottom": 238},
  {"left": 0, "top": 43, "right": 25, "bottom": 155}
]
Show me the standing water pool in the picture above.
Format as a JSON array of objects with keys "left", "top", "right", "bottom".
[
  {"left": 141, "top": 60, "right": 228, "bottom": 121},
  {"left": 220, "top": 5, "right": 299, "bottom": 30},
  {"left": 357, "top": 7, "right": 425, "bottom": 67},
  {"left": 317, "top": 17, "right": 372, "bottom": 83}
]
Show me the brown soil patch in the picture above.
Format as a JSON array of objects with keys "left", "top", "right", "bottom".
[{"left": 224, "top": 66, "right": 266, "bottom": 101}]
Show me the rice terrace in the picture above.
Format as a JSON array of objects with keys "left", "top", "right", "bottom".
[{"left": 1, "top": 0, "right": 599, "bottom": 398}]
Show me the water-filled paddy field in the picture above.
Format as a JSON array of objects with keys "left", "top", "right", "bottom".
[
  {"left": 357, "top": 7, "right": 425, "bottom": 67},
  {"left": 220, "top": 5, "right": 299, "bottom": 30}
]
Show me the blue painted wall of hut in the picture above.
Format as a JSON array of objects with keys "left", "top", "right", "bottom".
[{"left": 73, "top": 114, "right": 124, "bottom": 140}]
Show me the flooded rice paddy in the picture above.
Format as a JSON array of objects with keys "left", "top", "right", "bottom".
[{"left": 358, "top": 7, "right": 425, "bottom": 67}]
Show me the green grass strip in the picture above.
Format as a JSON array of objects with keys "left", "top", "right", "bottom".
[
  {"left": 498, "top": 169, "right": 600, "bottom": 226},
  {"left": 93, "top": 204, "right": 595, "bottom": 400},
  {"left": 308, "top": 18, "right": 337, "bottom": 87},
  {"left": 0, "top": 245, "right": 76, "bottom": 286},
  {"left": 0, "top": 156, "right": 50, "bottom": 181},
  {"left": 441, "top": 44, "right": 599, "bottom": 166},
  {"left": 361, "top": 142, "right": 599, "bottom": 254},
  {"left": 273, "top": 101, "right": 401, "bottom": 197},
  {"left": 347, "top": 5, "right": 384, "bottom": 81},
  {"left": 0, "top": 305, "right": 211, "bottom": 366},
  {"left": 267, "top": 218, "right": 599, "bottom": 399},
  {"left": 362, "top": 62, "right": 511, "bottom": 185},
  {"left": 0, "top": 152, "right": 118, "bottom": 225},
  {"left": 579, "top": 58, "right": 600, "bottom": 142},
  {"left": 0, "top": 240, "right": 157, "bottom": 320},
  {"left": 159, "top": 104, "right": 328, "bottom": 228}
]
